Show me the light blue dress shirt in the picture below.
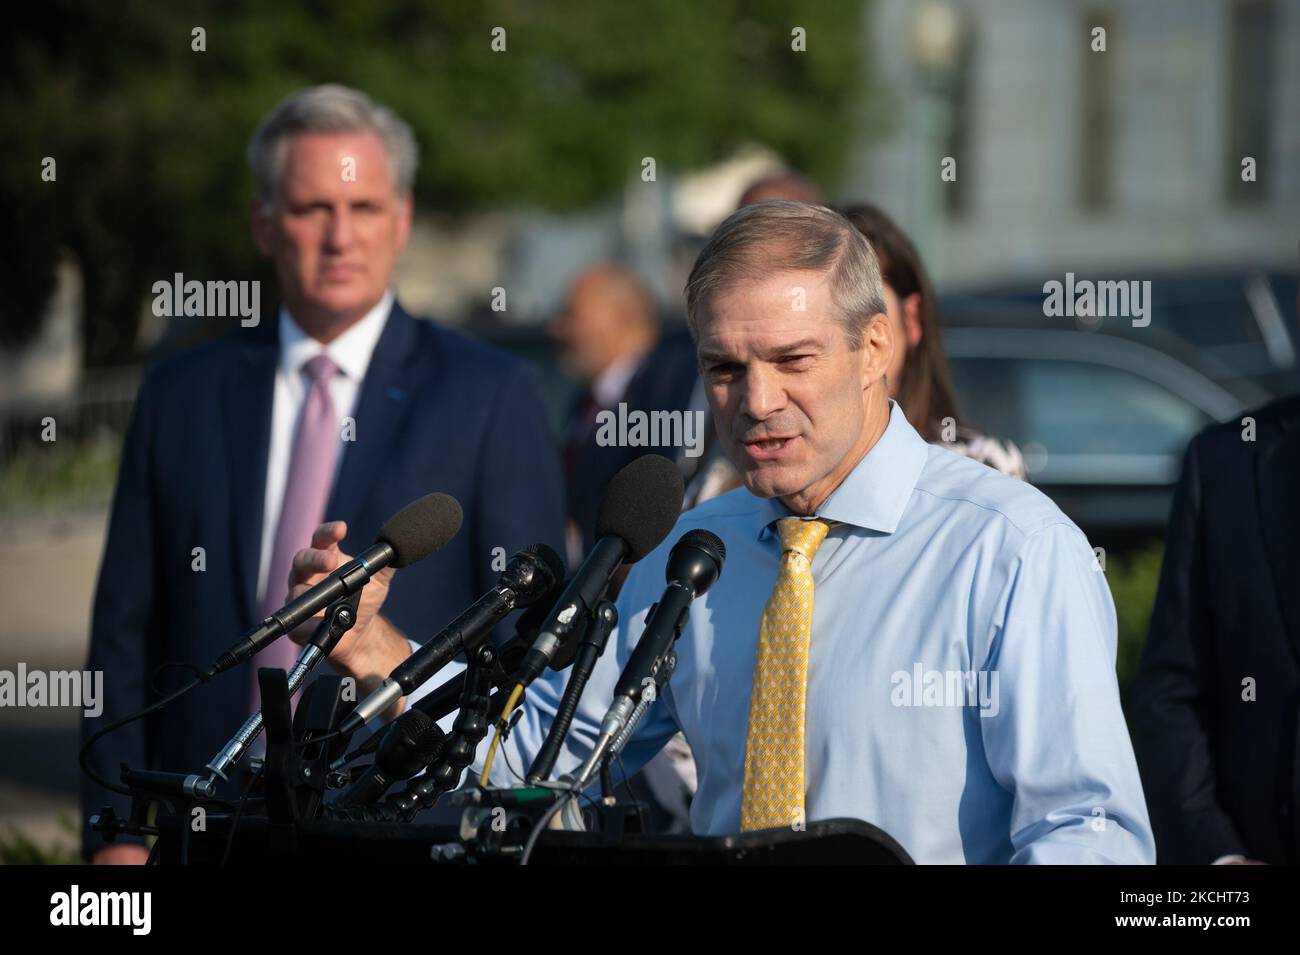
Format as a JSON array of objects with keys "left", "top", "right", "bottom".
[{"left": 471, "top": 401, "right": 1155, "bottom": 864}]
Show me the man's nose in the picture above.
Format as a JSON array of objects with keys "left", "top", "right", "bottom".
[
  {"left": 740, "top": 365, "right": 785, "bottom": 421},
  {"left": 325, "top": 206, "right": 354, "bottom": 250}
]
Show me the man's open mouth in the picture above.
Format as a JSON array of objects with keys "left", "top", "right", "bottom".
[{"left": 742, "top": 436, "right": 795, "bottom": 458}]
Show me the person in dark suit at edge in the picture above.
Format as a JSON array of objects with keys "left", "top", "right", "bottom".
[
  {"left": 1131, "top": 253, "right": 1300, "bottom": 865},
  {"left": 81, "top": 84, "right": 565, "bottom": 862},
  {"left": 1128, "top": 246, "right": 1300, "bottom": 867}
]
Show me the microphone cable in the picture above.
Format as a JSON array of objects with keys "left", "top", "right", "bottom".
[
  {"left": 80, "top": 676, "right": 204, "bottom": 797},
  {"left": 478, "top": 681, "right": 525, "bottom": 785}
]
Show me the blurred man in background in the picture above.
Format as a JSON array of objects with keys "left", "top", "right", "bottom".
[
  {"left": 736, "top": 171, "right": 825, "bottom": 208},
  {"left": 81, "top": 84, "right": 565, "bottom": 862},
  {"left": 1131, "top": 256, "right": 1300, "bottom": 865},
  {"left": 551, "top": 262, "right": 695, "bottom": 567}
]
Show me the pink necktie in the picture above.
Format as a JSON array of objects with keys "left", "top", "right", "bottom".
[{"left": 249, "top": 353, "right": 341, "bottom": 713}]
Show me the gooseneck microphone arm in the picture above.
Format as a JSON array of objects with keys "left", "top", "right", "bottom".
[
  {"left": 526, "top": 600, "right": 617, "bottom": 784},
  {"left": 391, "top": 644, "right": 499, "bottom": 820},
  {"left": 205, "top": 592, "right": 360, "bottom": 783},
  {"left": 323, "top": 642, "right": 499, "bottom": 822}
]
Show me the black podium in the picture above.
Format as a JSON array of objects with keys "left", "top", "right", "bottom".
[{"left": 157, "top": 813, "right": 913, "bottom": 864}]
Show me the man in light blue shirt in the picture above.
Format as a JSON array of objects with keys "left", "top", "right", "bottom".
[
  {"left": 496, "top": 393, "right": 1152, "bottom": 862},
  {"left": 293, "top": 200, "right": 1153, "bottom": 863}
]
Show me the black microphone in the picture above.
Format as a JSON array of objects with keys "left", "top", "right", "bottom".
[
  {"left": 336, "top": 591, "right": 577, "bottom": 767},
  {"left": 611, "top": 529, "right": 725, "bottom": 708},
  {"left": 512, "top": 572, "right": 590, "bottom": 673},
  {"left": 339, "top": 543, "right": 565, "bottom": 733},
  {"left": 336, "top": 708, "right": 447, "bottom": 807},
  {"left": 205, "top": 493, "right": 463, "bottom": 677},
  {"left": 120, "top": 768, "right": 217, "bottom": 801},
  {"left": 407, "top": 571, "right": 577, "bottom": 726},
  {"left": 512, "top": 454, "right": 684, "bottom": 689}
]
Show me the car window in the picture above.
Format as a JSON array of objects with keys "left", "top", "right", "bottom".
[
  {"left": 1153, "top": 283, "right": 1262, "bottom": 349},
  {"left": 950, "top": 358, "right": 1211, "bottom": 457}
]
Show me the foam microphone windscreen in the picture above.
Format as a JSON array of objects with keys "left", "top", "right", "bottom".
[
  {"left": 595, "top": 453, "right": 685, "bottom": 562},
  {"left": 381, "top": 709, "right": 446, "bottom": 767},
  {"left": 377, "top": 492, "right": 463, "bottom": 567}
]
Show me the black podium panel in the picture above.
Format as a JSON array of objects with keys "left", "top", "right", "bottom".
[
  {"left": 528, "top": 819, "right": 913, "bottom": 864},
  {"left": 158, "top": 813, "right": 911, "bottom": 865}
]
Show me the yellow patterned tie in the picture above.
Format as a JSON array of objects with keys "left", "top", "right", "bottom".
[{"left": 740, "top": 516, "right": 832, "bottom": 831}]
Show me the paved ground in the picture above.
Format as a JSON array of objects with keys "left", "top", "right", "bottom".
[{"left": 0, "top": 509, "right": 107, "bottom": 859}]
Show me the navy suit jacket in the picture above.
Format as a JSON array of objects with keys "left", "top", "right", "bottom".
[
  {"left": 80, "top": 302, "right": 566, "bottom": 856},
  {"left": 1132, "top": 393, "right": 1300, "bottom": 864}
]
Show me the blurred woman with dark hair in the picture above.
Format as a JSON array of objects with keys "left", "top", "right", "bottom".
[{"left": 839, "top": 202, "right": 1026, "bottom": 479}]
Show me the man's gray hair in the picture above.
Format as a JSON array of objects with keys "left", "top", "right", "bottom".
[
  {"left": 684, "top": 201, "right": 887, "bottom": 349},
  {"left": 247, "top": 84, "right": 419, "bottom": 203}
]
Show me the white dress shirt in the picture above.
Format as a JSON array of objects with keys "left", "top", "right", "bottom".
[
  {"left": 591, "top": 350, "right": 645, "bottom": 410},
  {"left": 255, "top": 291, "right": 394, "bottom": 608}
]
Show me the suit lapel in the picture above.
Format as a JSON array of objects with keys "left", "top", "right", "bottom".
[
  {"left": 325, "top": 302, "right": 428, "bottom": 537},
  {"left": 1256, "top": 410, "right": 1300, "bottom": 667},
  {"left": 224, "top": 321, "right": 279, "bottom": 629}
]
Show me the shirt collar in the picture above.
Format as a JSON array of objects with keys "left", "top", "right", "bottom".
[
  {"left": 277, "top": 289, "right": 394, "bottom": 382},
  {"left": 753, "top": 399, "right": 930, "bottom": 540}
]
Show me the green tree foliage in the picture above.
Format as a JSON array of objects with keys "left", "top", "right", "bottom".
[
  {"left": 1104, "top": 541, "right": 1163, "bottom": 707},
  {"left": 0, "top": 817, "right": 82, "bottom": 865},
  {"left": 2, "top": 1, "right": 867, "bottom": 365}
]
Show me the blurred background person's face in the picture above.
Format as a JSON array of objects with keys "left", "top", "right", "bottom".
[
  {"left": 880, "top": 280, "right": 923, "bottom": 396},
  {"left": 549, "top": 265, "right": 655, "bottom": 383},
  {"left": 550, "top": 271, "right": 620, "bottom": 382},
  {"left": 251, "top": 130, "right": 412, "bottom": 341},
  {"left": 737, "top": 172, "right": 824, "bottom": 208},
  {"left": 697, "top": 268, "right": 892, "bottom": 512}
]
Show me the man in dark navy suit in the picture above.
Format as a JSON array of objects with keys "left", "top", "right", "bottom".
[{"left": 80, "top": 85, "right": 565, "bottom": 862}]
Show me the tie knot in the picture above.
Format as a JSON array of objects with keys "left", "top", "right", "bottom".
[
  {"left": 302, "top": 353, "right": 339, "bottom": 385},
  {"left": 775, "top": 516, "right": 831, "bottom": 561}
]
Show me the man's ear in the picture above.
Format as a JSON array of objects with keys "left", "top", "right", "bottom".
[
  {"left": 250, "top": 197, "right": 273, "bottom": 257},
  {"left": 393, "top": 192, "right": 414, "bottom": 252},
  {"left": 903, "top": 293, "right": 924, "bottom": 348},
  {"left": 861, "top": 311, "right": 893, "bottom": 388}
]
